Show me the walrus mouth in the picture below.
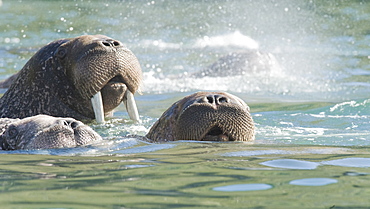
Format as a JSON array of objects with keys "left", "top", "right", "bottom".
[
  {"left": 90, "top": 76, "right": 140, "bottom": 123},
  {"left": 201, "top": 126, "right": 235, "bottom": 141}
]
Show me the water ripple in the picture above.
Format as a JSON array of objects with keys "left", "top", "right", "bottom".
[{"left": 213, "top": 183, "right": 273, "bottom": 192}]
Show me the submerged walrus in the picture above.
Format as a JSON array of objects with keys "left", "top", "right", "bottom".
[
  {"left": 146, "top": 92, "right": 255, "bottom": 142},
  {"left": 190, "top": 51, "right": 282, "bottom": 77},
  {"left": 0, "top": 35, "right": 142, "bottom": 122},
  {"left": 0, "top": 115, "right": 101, "bottom": 150}
]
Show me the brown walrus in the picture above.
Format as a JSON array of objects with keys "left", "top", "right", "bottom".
[
  {"left": 0, "top": 35, "right": 142, "bottom": 122},
  {"left": 0, "top": 115, "right": 101, "bottom": 150},
  {"left": 146, "top": 91, "right": 255, "bottom": 142}
]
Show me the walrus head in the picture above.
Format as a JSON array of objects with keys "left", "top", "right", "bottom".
[
  {"left": 146, "top": 92, "right": 255, "bottom": 142},
  {"left": 56, "top": 35, "right": 142, "bottom": 122},
  {"left": 0, "top": 35, "right": 142, "bottom": 121},
  {"left": 0, "top": 115, "right": 102, "bottom": 150}
]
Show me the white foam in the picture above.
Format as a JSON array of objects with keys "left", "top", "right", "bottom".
[
  {"left": 194, "top": 31, "right": 259, "bottom": 49},
  {"left": 138, "top": 31, "right": 259, "bottom": 50},
  {"left": 141, "top": 64, "right": 343, "bottom": 102},
  {"left": 330, "top": 99, "right": 370, "bottom": 112}
]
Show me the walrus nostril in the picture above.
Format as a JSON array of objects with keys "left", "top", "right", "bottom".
[
  {"left": 63, "top": 120, "right": 69, "bottom": 127},
  {"left": 204, "top": 94, "right": 229, "bottom": 105},
  {"left": 63, "top": 120, "right": 79, "bottom": 129},
  {"left": 112, "top": 41, "right": 120, "bottom": 46},
  {"left": 206, "top": 96, "right": 214, "bottom": 104},
  {"left": 216, "top": 95, "right": 229, "bottom": 104},
  {"left": 69, "top": 121, "right": 79, "bottom": 129},
  {"left": 102, "top": 41, "right": 111, "bottom": 47}
]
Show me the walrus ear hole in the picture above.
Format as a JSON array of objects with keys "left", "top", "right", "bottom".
[
  {"left": 55, "top": 47, "right": 67, "bottom": 59},
  {"left": 7, "top": 126, "right": 18, "bottom": 139}
]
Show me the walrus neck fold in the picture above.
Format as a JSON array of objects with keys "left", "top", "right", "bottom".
[{"left": 0, "top": 45, "right": 93, "bottom": 120}]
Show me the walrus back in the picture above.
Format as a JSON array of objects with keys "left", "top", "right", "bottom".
[{"left": 0, "top": 39, "right": 72, "bottom": 119}]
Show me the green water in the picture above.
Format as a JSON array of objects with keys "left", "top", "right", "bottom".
[
  {"left": 2, "top": 143, "right": 370, "bottom": 208},
  {"left": 1, "top": 0, "right": 370, "bottom": 208}
]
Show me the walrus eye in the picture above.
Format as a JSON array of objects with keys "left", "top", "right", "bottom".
[
  {"left": 7, "top": 126, "right": 18, "bottom": 138},
  {"left": 55, "top": 48, "right": 67, "bottom": 59}
]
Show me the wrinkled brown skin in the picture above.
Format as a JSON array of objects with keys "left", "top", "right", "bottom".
[
  {"left": 146, "top": 92, "right": 255, "bottom": 142},
  {"left": 0, "top": 115, "right": 102, "bottom": 150},
  {"left": 0, "top": 35, "right": 142, "bottom": 120},
  {"left": 190, "top": 51, "right": 281, "bottom": 77}
]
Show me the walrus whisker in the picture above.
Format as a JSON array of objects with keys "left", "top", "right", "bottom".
[{"left": 91, "top": 91, "right": 105, "bottom": 124}]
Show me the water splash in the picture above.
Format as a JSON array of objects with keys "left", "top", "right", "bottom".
[
  {"left": 194, "top": 31, "right": 259, "bottom": 49},
  {"left": 255, "top": 98, "right": 370, "bottom": 146}
]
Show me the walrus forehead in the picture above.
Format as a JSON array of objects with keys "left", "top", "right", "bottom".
[
  {"left": 66, "top": 35, "right": 116, "bottom": 51},
  {"left": 64, "top": 35, "right": 134, "bottom": 62},
  {"left": 8, "top": 115, "right": 66, "bottom": 132}
]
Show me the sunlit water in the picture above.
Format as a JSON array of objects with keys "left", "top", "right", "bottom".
[{"left": 1, "top": 0, "right": 370, "bottom": 208}]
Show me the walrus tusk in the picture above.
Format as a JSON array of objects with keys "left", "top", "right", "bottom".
[
  {"left": 91, "top": 91, "right": 105, "bottom": 124},
  {"left": 124, "top": 90, "right": 140, "bottom": 122}
]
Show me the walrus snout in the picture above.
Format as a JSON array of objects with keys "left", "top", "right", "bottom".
[
  {"left": 57, "top": 117, "right": 102, "bottom": 146},
  {"left": 146, "top": 91, "right": 255, "bottom": 142}
]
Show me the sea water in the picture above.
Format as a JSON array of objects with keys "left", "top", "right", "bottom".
[{"left": 0, "top": 0, "right": 370, "bottom": 208}]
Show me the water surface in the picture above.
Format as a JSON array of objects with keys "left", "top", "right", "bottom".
[{"left": 1, "top": 0, "right": 370, "bottom": 208}]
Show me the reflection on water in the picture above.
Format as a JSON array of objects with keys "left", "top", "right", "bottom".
[
  {"left": 322, "top": 158, "right": 370, "bottom": 168},
  {"left": 1, "top": 143, "right": 370, "bottom": 208},
  {"left": 260, "top": 159, "right": 320, "bottom": 170},
  {"left": 112, "top": 143, "right": 176, "bottom": 154},
  {"left": 224, "top": 147, "right": 352, "bottom": 156},
  {"left": 289, "top": 178, "right": 338, "bottom": 186},
  {"left": 213, "top": 183, "right": 273, "bottom": 192},
  {"left": 1, "top": 0, "right": 370, "bottom": 208}
]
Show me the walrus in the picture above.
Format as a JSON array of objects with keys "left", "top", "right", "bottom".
[
  {"left": 190, "top": 51, "right": 281, "bottom": 77},
  {"left": 0, "top": 115, "right": 102, "bottom": 150},
  {"left": 0, "top": 35, "right": 142, "bottom": 122},
  {"left": 146, "top": 91, "right": 255, "bottom": 142}
]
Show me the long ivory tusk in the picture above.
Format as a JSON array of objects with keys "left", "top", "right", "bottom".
[
  {"left": 91, "top": 91, "right": 105, "bottom": 124},
  {"left": 124, "top": 90, "right": 140, "bottom": 122}
]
